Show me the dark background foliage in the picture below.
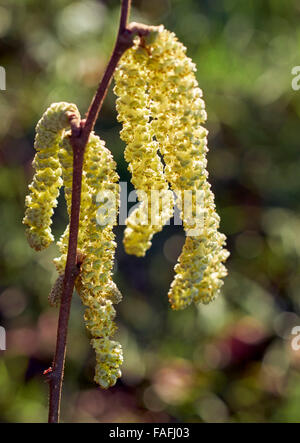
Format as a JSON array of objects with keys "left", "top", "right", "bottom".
[{"left": 0, "top": 0, "right": 300, "bottom": 422}]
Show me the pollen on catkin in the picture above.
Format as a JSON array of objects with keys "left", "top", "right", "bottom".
[
  {"left": 23, "top": 102, "right": 80, "bottom": 251},
  {"left": 144, "top": 26, "right": 229, "bottom": 309},
  {"left": 66, "top": 132, "right": 123, "bottom": 389},
  {"left": 114, "top": 26, "right": 229, "bottom": 309},
  {"left": 76, "top": 281, "right": 123, "bottom": 388},
  {"left": 24, "top": 101, "right": 123, "bottom": 388},
  {"left": 53, "top": 132, "right": 93, "bottom": 274},
  {"left": 78, "top": 132, "right": 120, "bottom": 294},
  {"left": 114, "top": 44, "right": 174, "bottom": 257}
]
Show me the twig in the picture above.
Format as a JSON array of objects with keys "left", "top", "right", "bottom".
[{"left": 48, "top": 0, "right": 153, "bottom": 424}]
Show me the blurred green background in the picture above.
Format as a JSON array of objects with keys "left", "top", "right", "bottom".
[{"left": 1, "top": 0, "right": 300, "bottom": 423}]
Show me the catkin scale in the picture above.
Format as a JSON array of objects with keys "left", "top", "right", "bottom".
[{"left": 48, "top": 274, "right": 64, "bottom": 307}]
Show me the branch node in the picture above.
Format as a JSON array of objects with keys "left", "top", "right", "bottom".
[
  {"left": 67, "top": 111, "right": 81, "bottom": 137},
  {"left": 127, "top": 22, "right": 160, "bottom": 38}
]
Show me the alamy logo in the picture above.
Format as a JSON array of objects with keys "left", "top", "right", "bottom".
[
  {"left": 96, "top": 183, "right": 206, "bottom": 236},
  {"left": 291, "top": 326, "right": 300, "bottom": 351},
  {"left": 291, "top": 66, "right": 300, "bottom": 91},
  {"left": 0, "top": 326, "right": 6, "bottom": 350},
  {"left": 0, "top": 66, "right": 6, "bottom": 91}
]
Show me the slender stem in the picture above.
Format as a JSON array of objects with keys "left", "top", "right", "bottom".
[
  {"left": 80, "top": 0, "right": 133, "bottom": 146},
  {"left": 48, "top": 0, "right": 132, "bottom": 423},
  {"left": 120, "top": 0, "right": 131, "bottom": 32},
  {"left": 48, "top": 143, "right": 83, "bottom": 423}
]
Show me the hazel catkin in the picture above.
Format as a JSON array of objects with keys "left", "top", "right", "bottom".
[
  {"left": 23, "top": 102, "right": 80, "bottom": 251},
  {"left": 114, "top": 26, "right": 229, "bottom": 309},
  {"left": 114, "top": 45, "right": 174, "bottom": 257}
]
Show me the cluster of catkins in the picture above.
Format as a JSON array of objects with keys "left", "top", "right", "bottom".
[
  {"left": 23, "top": 102, "right": 122, "bottom": 388},
  {"left": 23, "top": 26, "right": 229, "bottom": 389},
  {"left": 114, "top": 26, "right": 229, "bottom": 309}
]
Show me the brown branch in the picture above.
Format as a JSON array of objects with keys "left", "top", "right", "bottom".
[
  {"left": 119, "top": 0, "right": 131, "bottom": 33},
  {"left": 48, "top": 0, "right": 154, "bottom": 424}
]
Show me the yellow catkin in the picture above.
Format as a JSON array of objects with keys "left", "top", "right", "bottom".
[
  {"left": 79, "top": 132, "right": 120, "bottom": 294},
  {"left": 143, "top": 27, "right": 229, "bottom": 309},
  {"left": 76, "top": 280, "right": 123, "bottom": 388},
  {"left": 23, "top": 102, "right": 80, "bottom": 251},
  {"left": 114, "top": 45, "right": 174, "bottom": 257},
  {"left": 114, "top": 27, "right": 229, "bottom": 309},
  {"left": 53, "top": 132, "right": 93, "bottom": 274},
  {"left": 69, "top": 132, "right": 123, "bottom": 389},
  {"left": 25, "top": 105, "right": 123, "bottom": 387}
]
